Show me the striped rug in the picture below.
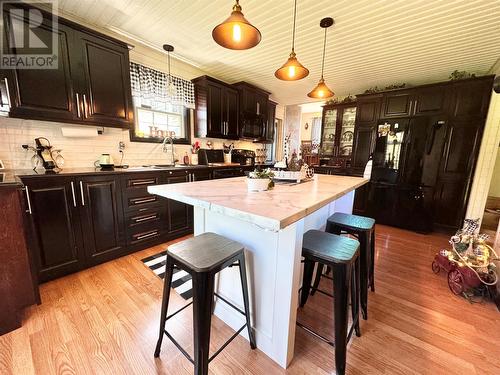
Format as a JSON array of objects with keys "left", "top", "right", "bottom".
[{"left": 141, "top": 250, "right": 193, "bottom": 300}]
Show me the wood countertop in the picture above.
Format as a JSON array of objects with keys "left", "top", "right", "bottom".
[{"left": 148, "top": 174, "right": 368, "bottom": 231}]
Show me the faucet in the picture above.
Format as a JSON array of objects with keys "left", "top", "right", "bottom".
[{"left": 162, "top": 132, "right": 176, "bottom": 166}]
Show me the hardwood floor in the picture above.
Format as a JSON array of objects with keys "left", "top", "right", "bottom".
[{"left": 1, "top": 225, "right": 499, "bottom": 374}]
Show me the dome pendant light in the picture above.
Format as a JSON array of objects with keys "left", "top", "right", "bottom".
[
  {"left": 307, "top": 17, "right": 335, "bottom": 99},
  {"left": 163, "top": 44, "right": 177, "bottom": 98},
  {"left": 275, "top": 0, "right": 309, "bottom": 81},
  {"left": 212, "top": 0, "right": 261, "bottom": 50}
]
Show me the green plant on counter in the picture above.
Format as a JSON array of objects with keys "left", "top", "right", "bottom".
[{"left": 248, "top": 168, "right": 275, "bottom": 190}]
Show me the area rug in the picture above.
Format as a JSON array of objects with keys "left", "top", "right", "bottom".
[{"left": 141, "top": 250, "right": 193, "bottom": 299}]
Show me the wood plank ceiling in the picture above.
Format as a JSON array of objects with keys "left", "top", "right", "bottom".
[{"left": 57, "top": 0, "right": 500, "bottom": 105}]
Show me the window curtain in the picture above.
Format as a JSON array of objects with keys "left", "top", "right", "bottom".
[
  {"left": 129, "top": 62, "right": 195, "bottom": 109},
  {"left": 311, "top": 117, "right": 322, "bottom": 145}
]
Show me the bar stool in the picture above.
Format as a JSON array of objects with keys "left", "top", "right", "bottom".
[
  {"left": 299, "top": 230, "right": 361, "bottom": 375},
  {"left": 154, "top": 232, "right": 256, "bottom": 375},
  {"left": 319, "top": 212, "right": 375, "bottom": 320}
]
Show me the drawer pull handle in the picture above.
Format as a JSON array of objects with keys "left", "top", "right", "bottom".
[
  {"left": 132, "top": 197, "right": 156, "bottom": 205},
  {"left": 130, "top": 180, "right": 156, "bottom": 186},
  {"left": 136, "top": 231, "right": 158, "bottom": 240},
  {"left": 24, "top": 186, "right": 32, "bottom": 214},
  {"left": 134, "top": 215, "right": 157, "bottom": 223}
]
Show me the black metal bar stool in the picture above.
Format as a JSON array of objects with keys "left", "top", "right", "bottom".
[
  {"left": 154, "top": 232, "right": 256, "bottom": 375},
  {"left": 299, "top": 230, "right": 361, "bottom": 375},
  {"left": 318, "top": 212, "right": 375, "bottom": 320}
]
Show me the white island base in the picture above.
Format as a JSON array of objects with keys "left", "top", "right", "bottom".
[{"left": 193, "top": 191, "right": 355, "bottom": 368}]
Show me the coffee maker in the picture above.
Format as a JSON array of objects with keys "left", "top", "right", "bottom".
[{"left": 231, "top": 149, "right": 255, "bottom": 166}]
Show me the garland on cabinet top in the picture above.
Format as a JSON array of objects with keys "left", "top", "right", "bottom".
[{"left": 129, "top": 62, "right": 195, "bottom": 109}]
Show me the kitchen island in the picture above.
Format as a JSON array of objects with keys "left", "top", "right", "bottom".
[{"left": 148, "top": 174, "right": 368, "bottom": 368}]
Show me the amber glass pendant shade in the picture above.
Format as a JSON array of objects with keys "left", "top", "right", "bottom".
[
  {"left": 274, "top": 50, "right": 309, "bottom": 80},
  {"left": 307, "top": 17, "right": 335, "bottom": 99},
  {"left": 307, "top": 77, "right": 334, "bottom": 98},
  {"left": 212, "top": 1, "right": 261, "bottom": 50}
]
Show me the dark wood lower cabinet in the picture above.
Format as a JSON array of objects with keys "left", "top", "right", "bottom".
[
  {"left": 165, "top": 172, "right": 192, "bottom": 235},
  {"left": 79, "top": 176, "right": 126, "bottom": 265},
  {"left": 23, "top": 177, "right": 85, "bottom": 282}
]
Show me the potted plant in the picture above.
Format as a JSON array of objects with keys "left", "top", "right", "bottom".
[
  {"left": 247, "top": 168, "right": 275, "bottom": 192},
  {"left": 190, "top": 141, "right": 201, "bottom": 165}
]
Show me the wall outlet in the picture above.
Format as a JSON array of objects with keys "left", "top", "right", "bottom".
[{"left": 118, "top": 141, "right": 125, "bottom": 151}]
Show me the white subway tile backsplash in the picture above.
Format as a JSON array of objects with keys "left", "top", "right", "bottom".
[{"left": 0, "top": 117, "right": 266, "bottom": 170}]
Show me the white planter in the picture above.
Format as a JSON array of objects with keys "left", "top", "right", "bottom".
[
  {"left": 247, "top": 178, "right": 270, "bottom": 192},
  {"left": 224, "top": 153, "right": 232, "bottom": 164}
]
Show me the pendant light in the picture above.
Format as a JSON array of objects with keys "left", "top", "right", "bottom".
[
  {"left": 163, "top": 44, "right": 177, "bottom": 98},
  {"left": 275, "top": 0, "right": 309, "bottom": 81},
  {"left": 307, "top": 17, "right": 335, "bottom": 99},
  {"left": 212, "top": 1, "right": 261, "bottom": 50}
]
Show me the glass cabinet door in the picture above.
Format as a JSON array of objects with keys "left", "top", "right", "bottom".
[
  {"left": 339, "top": 107, "right": 356, "bottom": 156},
  {"left": 322, "top": 109, "right": 337, "bottom": 154}
]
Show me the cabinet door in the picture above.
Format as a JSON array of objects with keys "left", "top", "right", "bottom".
[
  {"left": 75, "top": 31, "right": 133, "bottom": 128},
  {"left": 351, "top": 126, "right": 376, "bottom": 170},
  {"left": 356, "top": 97, "right": 381, "bottom": 126},
  {"left": 451, "top": 79, "right": 493, "bottom": 118},
  {"left": 413, "top": 86, "right": 447, "bottom": 116},
  {"left": 265, "top": 102, "right": 276, "bottom": 142},
  {"left": 255, "top": 92, "right": 268, "bottom": 118},
  {"left": 78, "top": 175, "right": 126, "bottom": 265},
  {"left": 2, "top": 7, "right": 79, "bottom": 122},
  {"left": 165, "top": 172, "right": 193, "bottom": 235},
  {"left": 207, "top": 82, "right": 224, "bottom": 137},
  {"left": 225, "top": 88, "right": 239, "bottom": 139},
  {"left": 381, "top": 92, "right": 413, "bottom": 118},
  {"left": 23, "top": 177, "right": 84, "bottom": 282}
]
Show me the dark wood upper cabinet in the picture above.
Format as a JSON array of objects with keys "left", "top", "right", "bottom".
[
  {"left": 233, "top": 81, "right": 270, "bottom": 140},
  {"left": 413, "top": 86, "right": 448, "bottom": 116},
  {"left": 76, "top": 32, "right": 134, "bottom": 128},
  {"left": 451, "top": 78, "right": 493, "bottom": 118},
  {"left": 2, "top": 7, "right": 79, "bottom": 122},
  {"left": 264, "top": 101, "right": 277, "bottom": 143},
  {"left": 351, "top": 126, "right": 376, "bottom": 170},
  {"left": 193, "top": 76, "right": 239, "bottom": 139},
  {"left": 22, "top": 177, "right": 84, "bottom": 282},
  {"left": 1, "top": 3, "right": 133, "bottom": 128},
  {"left": 78, "top": 175, "right": 126, "bottom": 265},
  {"left": 381, "top": 91, "right": 414, "bottom": 118}
]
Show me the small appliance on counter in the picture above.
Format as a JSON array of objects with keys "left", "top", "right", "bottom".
[
  {"left": 198, "top": 149, "right": 225, "bottom": 165},
  {"left": 94, "top": 154, "right": 115, "bottom": 169},
  {"left": 232, "top": 149, "right": 255, "bottom": 166}
]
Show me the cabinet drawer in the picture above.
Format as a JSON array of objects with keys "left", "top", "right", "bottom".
[
  {"left": 125, "top": 175, "right": 161, "bottom": 188},
  {"left": 128, "top": 228, "right": 162, "bottom": 245},
  {"left": 127, "top": 208, "right": 163, "bottom": 228},
  {"left": 127, "top": 195, "right": 161, "bottom": 209}
]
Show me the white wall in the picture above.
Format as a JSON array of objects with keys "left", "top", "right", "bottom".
[
  {"left": 488, "top": 146, "right": 500, "bottom": 197},
  {"left": 300, "top": 112, "right": 321, "bottom": 141}
]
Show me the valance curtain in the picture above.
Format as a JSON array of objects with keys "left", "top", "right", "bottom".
[{"left": 129, "top": 62, "right": 195, "bottom": 109}]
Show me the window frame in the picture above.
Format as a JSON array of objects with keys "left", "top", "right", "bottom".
[{"left": 129, "top": 105, "right": 192, "bottom": 145}]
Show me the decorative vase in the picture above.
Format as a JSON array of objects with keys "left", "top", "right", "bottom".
[
  {"left": 191, "top": 153, "right": 198, "bottom": 165},
  {"left": 246, "top": 178, "right": 270, "bottom": 192},
  {"left": 224, "top": 152, "right": 232, "bottom": 164}
]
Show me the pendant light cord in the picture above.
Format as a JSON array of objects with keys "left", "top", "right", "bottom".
[
  {"left": 320, "top": 26, "right": 327, "bottom": 78},
  {"left": 291, "top": 0, "right": 297, "bottom": 52},
  {"left": 167, "top": 51, "right": 172, "bottom": 85}
]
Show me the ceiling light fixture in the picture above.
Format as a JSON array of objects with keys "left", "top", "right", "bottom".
[
  {"left": 212, "top": 0, "right": 261, "bottom": 50},
  {"left": 307, "top": 17, "right": 335, "bottom": 99},
  {"left": 163, "top": 44, "right": 177, "bottom": 97},
  {"left": 275, "top": 0, "right": 309, "bottom": 81}
]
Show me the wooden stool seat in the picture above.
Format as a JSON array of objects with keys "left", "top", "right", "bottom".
[
  {"left": 168, "top": 232, "right": 244, "bottom": 272},
  {"left": 327, "top": 212, "right": 375, "bottom": 232},
  {"left": 300, "top": 230, "right": 361, "bottom": 375}
]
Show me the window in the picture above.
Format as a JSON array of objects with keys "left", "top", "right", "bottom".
[{"left": 129, "top": 62, "right": 195, "bottom": 144}]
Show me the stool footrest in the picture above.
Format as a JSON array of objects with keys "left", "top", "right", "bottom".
[
  {"left": 208, "top": 323, "right": 247, "bottom": 363},
  {"left": 296, "top": 321, "right": 334, "bottom": 347},
  {"left": 214, "top": 292, "right": 246, "bottom": 316},
  {"left": 164, "top": 329, "right": 195, "bottom": 364},
  {"left": 166, "top": 301, "right": 193, "bottom": 321},
  {"left": 311, "top": 288, "right": 334, "bottom": 298}
]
